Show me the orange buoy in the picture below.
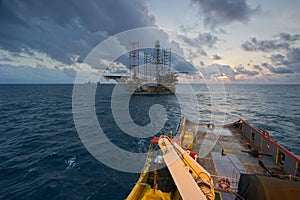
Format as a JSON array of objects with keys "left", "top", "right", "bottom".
[{"left": 218, "top": 178, "right": 230, "bottom": 190}]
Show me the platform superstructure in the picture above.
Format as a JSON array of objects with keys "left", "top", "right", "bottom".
[{"left": 104, "top": 41, "right": 178, "bottom": 94}]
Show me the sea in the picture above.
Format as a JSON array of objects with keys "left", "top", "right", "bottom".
[{"left": 0, "top": 84, "right": 299, "bottom": 199}]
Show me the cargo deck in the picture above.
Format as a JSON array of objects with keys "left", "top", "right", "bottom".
[{"left": 179, "top": 117, "right": 300, "bottom": 199}]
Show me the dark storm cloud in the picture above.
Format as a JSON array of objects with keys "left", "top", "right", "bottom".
[
  {"left": 212, "top": 54, "right": 221, "bottom": 60},
  {"left": 242, "top": 33, "right": 300, "bottom": 52},
  {"left": 0, "top": 0, "right": 155, "bottom": 63},
  {"left": 191, "top": 0, "right": 261, "bottom": 28}
]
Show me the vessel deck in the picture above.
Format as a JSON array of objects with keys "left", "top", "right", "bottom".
[{"left": 184, "top": 120, "right": 287, "bottom": 199}]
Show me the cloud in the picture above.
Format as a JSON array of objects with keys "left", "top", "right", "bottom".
[
  {"left": 175, "top": 31, "right": 219, "bottom": 62},
  {"left": 191, "top": 0, "right": 261, "bottom": 28},
  {"left": 195, "top": 32, "right": 219, "bottom": 48},
  {"left": 171, "top": 54, "right": 198, "bottom": 74},
  {"left": 242, "top": 37, "right": 289, "bottom": 52},
  {"left": 261, "top": 62, "right": 293, "bottom": 74},
  {"left": 0, "top": 64, "right": 74, "bottom": 83},
  {"left": 212, "top": 54, "right": 222, "bottom": 60},
  {"left": 200, "top": 63, "right": 261, "bottom": 82},
  {"left": 0, "top": 0, "right": 155, "bottom": 64},
  {"left": 261, "top": 62, "right": 270, "bottom": 68},
  {"left": 0, "top": 57, "right": 13, "bottom": 62},
  {"left": 284, "top": 48, "right": 300, "bottom": 72},
  {"left": 200, "top": 64, "right": 236, "bottom": 81},
  {"left": 277, "top": 32, "right": 300, "bottom": 42},
  {"left": 177, "top": 35, "right": 208, "bottom": 59},
  {"left": 197, "top": 61, "right": 299, "bottom": 83},
  {"left": 270, "top": 54, "right": 288, "bottom": 65},
  {"left": 199, "top": 61, "right": 205, "bottom": 67},
  {"left": 243, "top": 33, "right": 300, "bottom": 75},
  {"left": 234, "top": 65, "right": 258, "bottom": 76},
  {"left": 269, "top": 67, "right": 293, "bottom": 74},
  {"left": 268, "top": 48, "right": 300, "bottom": 73},
  {"left": 63, "top": 68, "right": 77, "bottom": 78},
  {"left": 287, "top": 48, "right": 300, "bottom": 65},
  {"left": 242, "top": 32, "right": 300, "bottom": 52},
  {"left": 253, "top": 64, "right": 263, "bottom": 71}
]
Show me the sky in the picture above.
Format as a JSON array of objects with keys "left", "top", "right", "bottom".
[{"left": 0, "top": 0, "right": 300, "bottom": 83}]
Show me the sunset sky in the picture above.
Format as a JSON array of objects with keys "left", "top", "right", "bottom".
[{"left": 0, "top": 0, "right": 299, "bottom": 83}]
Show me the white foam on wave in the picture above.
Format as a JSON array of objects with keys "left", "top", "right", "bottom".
[{"left": 66, "top": 156, "right": 79, "bottom": 170}]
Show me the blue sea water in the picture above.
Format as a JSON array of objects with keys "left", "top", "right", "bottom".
[{"left": 0, "top": 84, "right": 299, "bottom": 199}]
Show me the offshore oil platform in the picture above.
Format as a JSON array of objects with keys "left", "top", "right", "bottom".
[{"left": 104, "top": 41, "right": 178, "bottom": 94}]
